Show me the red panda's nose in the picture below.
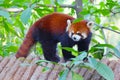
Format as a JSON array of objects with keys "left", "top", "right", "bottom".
[
  {"left": 72, "top": 34, "right": 81, "bottom": 41},
  {"left": 73, "top": 37, "right": 76, "bottom": 40}
]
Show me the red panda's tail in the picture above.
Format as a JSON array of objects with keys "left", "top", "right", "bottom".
[{"left": 15, "top": 26, "right": 36, "bottom": 58}]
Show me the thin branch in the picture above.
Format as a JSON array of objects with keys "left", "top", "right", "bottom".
[
  {"left": 0, "top": 8, "right": 23, "bottom": 13},
  {"left": 95, "top": 23, "right": 120, "bottom": 34},
  {"left": 74, "top": 0, "right": 83, "bottom": 18},
  {"left": 35, "top": 4, "right": 75, "bottom": 9},
  {"left": 2, "top": 4, "right": 75, "bottom": 13},
  {"left": 94, "top": 23, "right": 108, "bottom": 42},
  {"left": 101, "top": 27, "right": 120, "bottom": 34}
]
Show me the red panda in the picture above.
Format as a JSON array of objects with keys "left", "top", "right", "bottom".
[{"left": 15, "top": 12, "right": 93, "bottom": 62}]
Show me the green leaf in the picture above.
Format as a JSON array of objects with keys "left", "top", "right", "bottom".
[
  {"left": 80, "top": 9, "right": 89, "bottom": 15},
  {"left": 88, "top": 57, "right": 114, "bottom": 80},
  {"left": 4, "top": 21, "right": 10, "bottom": 32},
  {"left": 3, "top": 21, "right": 19, "bottom": 36},
  {"left": 7, "top": 45, "right": 18, "bottom": 52},
  {"left": 0, "top": 10, "right": 12, "bottom": 22},
  {"left": 72, "top": 71, "right": 83, "bottom": 80},
  {"left": 94, "top": 44, "right": 120, "bottom": 58},
  {"left": 73, "top": 52, "right": 87, "bottom": 61},
  {"left": 42, "top": 67, "right": 50, "bottom": 72},
  {"left": 110, "top": 26, "right": 120, "bottom": 31},
  {"left": 99, "top": 2, "right": 105, "bottom": 9},
  {"left": 31, "top": 4, "right": 36, "bottom": 9},
  {"left": 59, "top": 69, "right": 69, "bottom": 80},
  {"left": 89, "top": 46, "right": 104, "bottom": 59},
  {"left": 20, "top": 8, "right": 32, "bottom": 24},
  {"left": 62, "top": 47, "right": 78, "bottom": 53},
  {"left": 35, "top": 59, "right": 50, "bottom": 64},
  {"left": 101, "top": 9, "right": 110, "bottom": 16},
  {"left": 73, "top": 18, "right": 83, "bottom": 23},
  {"left": 15, "top": 18, "right": 25, "bottom": 35},
  {"left": 106, "top": 0, "right": 117, "bottom": 9},
  {"left": 95, "top": 17, "right": 101, "bottom": 24},
  {"left": 71, "top": 52, "right": 87, "bottom": 66}
]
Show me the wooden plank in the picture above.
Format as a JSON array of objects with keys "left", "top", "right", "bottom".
[
  {"left": 21, "top": 57, "right": 39, "bottom": 80},
  {"left": 90, "top": 71, "right": 101, "bottom": 80},
  {"left": 0, "top": 56, "right": 120, "bottom": 80},
  {"left": 84, "top": 69, "right": 95, "bottom": 80},
  {"left": 114, "top": 62, "right": 120, "bottom": 80},
  {"left": 38, "top": 63, "right": 54, "bottom": 80},
  {"left": 73, "top": 67, "right": 81, "bottom": 74},
  {"left": 4, "top": 58, "right": 24, "bottom": 80},
  {"left": 48, "top": 64, "right": 63, "bottom": 80},
  {"left": 101, "top": 58, "right": 110, "bottom": 65},
  {"left": 66, "top": 71, "right": 72, "bottom": 80},
  {"left": 0, "top": 56, "right": 16, "bottom": 80},
  {"left": 13, "top": 55, "right": 33, "bottom": 80},
  {"left": 30, "top": 62, "right": 47, "bottom": 80},
  {"left": 108, "top": 60, "right": 117, "bottom": 71},
  {"left": 79, "top": 68, "right": 88, "bottom": 77},
  {"left": 0, "top": 57, "right": 10, "bottom": 73}
]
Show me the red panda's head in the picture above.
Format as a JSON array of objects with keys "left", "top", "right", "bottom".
[{"left": 66, "top": 19, "right": 94, "bottom": 41}]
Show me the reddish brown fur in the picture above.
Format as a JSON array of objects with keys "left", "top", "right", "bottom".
[
  {"left": 34, "top": 12, "right": 75, "bottom": 34},
  {"left": 16, "top": 12, "right": 74, "bottom": 58},
  {"left": 69, "top": 20, "right": 90, "bottom": 35},
  {"left": 16, "top": 12, "right": 91, "bottom": 59},
  {"left": 16, "top": 27, "right": 36, "bottom": 58}
]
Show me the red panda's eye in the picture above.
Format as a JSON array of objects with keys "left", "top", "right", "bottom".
[
  {"left": 71, "top": 32, "right": 74, "bottom": 35},
  {"left": 77, "top": 33, "right": 81, "bottom": 35},
  {"left": 76, "top": 33, "right": 84, "bottom": 38}
]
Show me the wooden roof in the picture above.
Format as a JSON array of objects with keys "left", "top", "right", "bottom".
[{"left": 0, "top": 55, "right": 120, "bottom": 80}]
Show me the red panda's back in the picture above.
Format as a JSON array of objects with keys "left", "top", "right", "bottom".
[{"left": 34, "top": 12, "right": 75, "bottom": 34}]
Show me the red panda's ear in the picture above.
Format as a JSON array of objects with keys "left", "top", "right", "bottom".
[
  {"left": 66, "top": 19, "right": 72, "bottom": 31},
  {"left": 87, "top": 21, "right": 94, "bottom": 29}
]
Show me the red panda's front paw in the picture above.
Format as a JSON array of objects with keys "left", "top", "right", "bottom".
[
  {"left": 51, "top": 56, "right": 60, "bottom": 63},
  {"left": 64, "top": 55, "right": 75, "bottom": 62},
  {"left": 53, "top": 56, "right": 60, "bottom": 62}
]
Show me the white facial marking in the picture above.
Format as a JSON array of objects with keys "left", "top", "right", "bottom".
[
  {"left": 77, "top": 31, "right": 80, "bottom": 34},
  {"left": 69, "top": 32, "right": 72, "bottom": 38},
  {"left": 68, "top": 30, "right": 74, "bottom": 38},
  {"left": 81, "top": 33, "right": 87, "bottom": 39},
  {"left": 66, "top": 19, "right": 71, "bottom": 31},
  {"left": 72, "top": 34, "right": 81, "bottom": 41}
]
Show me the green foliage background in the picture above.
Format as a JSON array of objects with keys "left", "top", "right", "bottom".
[{"left": 0, "top": 0, "right": 66, "bottom": 56}]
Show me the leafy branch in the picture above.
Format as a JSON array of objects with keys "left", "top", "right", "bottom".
[
  {"left": 101, "top": 27, "right": 120, "bottom": 34},
  {"left": 94, "top": 23, "right": 120, "bottom": 55}
]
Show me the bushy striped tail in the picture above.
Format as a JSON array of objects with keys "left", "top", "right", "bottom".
[{"left": 15, "top": 27, "right": 36, "bottom": 58}]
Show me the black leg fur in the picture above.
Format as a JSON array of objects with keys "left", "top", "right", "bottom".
[
  {"left": 60, "top": 34, "right": 75, "bottom": 61},
  {"left": 41, "top": 41, "right": 60, "bottom": 62},
  {"left": 62, "top": 49, "right": 75, "bottom": 61},
  {"left": 32, "top": 27, "right": 60, "bottom": 62},
  {"left": 77, "top": 32, "right": 92, "bottom": 61},
  {"left": 78, "top": 32, "right": 92, "bottom": 52}
]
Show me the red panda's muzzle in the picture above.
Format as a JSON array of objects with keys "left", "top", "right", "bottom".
[
  {"left": 71, "top": 34, "right": 81, "bottom": 41},
  {"left": 68, "top": 32, "right": 87, "bottom": 42}
]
